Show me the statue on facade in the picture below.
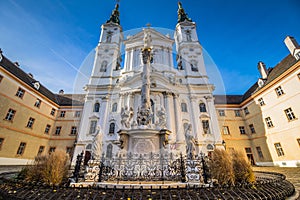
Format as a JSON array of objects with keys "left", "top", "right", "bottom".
[
  {"left": 91, "top": 125, "right": 103, "bottom": 160},
  {"left": 119, "top": 133, "right": 128, "bottom": 150},
  {"left": 137, "top": 107, "right": 153, "bottom": 126},
  {"left": 106, "top": 3, "right": 120, "bottom": 25},
  {"left": 120, "top": 106, "right": 134, "bottom": 128},
  {"left": 177, "top": 2, "right": 192, "bottom": 23},
  {"left": 143, "top": 29, "right": 152, "bottom": 49},
  {"left": 184, "top": 123, "right": 196, "bottom": 156},
  {"left": 156, "top": 107, "right": 167, "bottom": 128}
]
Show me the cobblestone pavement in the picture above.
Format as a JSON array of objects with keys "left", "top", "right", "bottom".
[{"left": 254, "top": 167, "right": 300, "bottom": 191}]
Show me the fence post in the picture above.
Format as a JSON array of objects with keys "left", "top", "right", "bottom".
[
  {"left": 180, "top": 153, "right": 186, "bottom": 183},
  {"left": 73, "top": 151, "right": 84, "bottom": 183}
]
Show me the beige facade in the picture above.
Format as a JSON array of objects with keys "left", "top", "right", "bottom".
[{"left": 0, "top": 55, "right": 83, "bottom": 165}]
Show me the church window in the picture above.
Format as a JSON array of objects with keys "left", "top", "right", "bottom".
[
  {"left": 190, "top": 60, "right": 198, "bottom": 72},
  {"left": 106, "top": 31, "right": 113, "bottom": 43},
  {"left": 199, "top": 103, "right": 206, "bottom": 112},
  {"left": 94, "top": 103, "right": 100, "bottom": 112},
  {"left": 202, "top": 120, "right": 210, "bottom": 134},
  {"left": 89, "top": 121, "right": 97, "bottom": 134},
  {"left": 109, "top": 123, "right": 115, "bottom": 134},
  {"left": 112, "top": 103, "right": 118, "bottom": 112},
  {"left": 106, "top": 144, "right": 113, "bottom": 158},
  {"left": 181, "top": 103, "right": 187, "bottom": 112},
  {"left": 100, "top": 61, "right": 107, "bottom": 72},
  {"left": 185, "top": 30, "right": 192, "bottom": 41}
]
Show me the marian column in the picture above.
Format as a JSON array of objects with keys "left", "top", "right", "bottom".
[{"left": 137, "top": 28, "right": 153, "bottom": 126}]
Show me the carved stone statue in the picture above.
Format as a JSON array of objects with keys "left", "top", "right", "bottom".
[
  {"left": 121, "top": 106, "right": 134, "bottom": 128},
  {"left": 137, "top": 107, "right": 153, "bottom": 126},
  {"left": 119, "top": 133, "right": 128, "bottom": 150},
  {"left": 143, "top": 29, "right": 152, "bottom": 49},
  {"left": 156, "top": 107, "right": 167, "bottom": 128},
  {"left": 91, "top": 125, "right": 103, "bottom": 160},
  {"left": 184, "top": 123, "right": 195, "bottom": 156}
]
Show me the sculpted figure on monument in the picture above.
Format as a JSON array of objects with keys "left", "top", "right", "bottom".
[
  {"left": 184, "top": 123, "right": 196, "bottom": 156},
  {"left": 143, "top": 29, "right": 152, "bottom": 49},
  {"left": 91, "top": 125, "right": 103, "bottom": 160},
  {"left": 121, "top": 106, "right": 133, "bottom": 128},
  {"left": 156, "top": 107, "right": 167, "bottom": 128}
]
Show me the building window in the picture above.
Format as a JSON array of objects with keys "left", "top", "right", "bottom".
[
  {"left": 190, "top": 60, "right": 198, "bottom": 72},
  {"left": 60, "top": 111, "right": 66, "bottom": 118},
  {"left": 199, "top": 103, "right": 206, "bottom": 112},
  {"left": 274, "top": 143, "right": 285, "bottom": 157},
  {"left": 181, "top": 103, "right": 187, "bottom": 112},
  {"left": 284, "top": 108, "right": 296, "bottom": 121},
  {"left": 275, "top": 86, "right": 284, "bottom": 96},
  {"left": 75, "top": 111, "right": 81, "bottom": 118},
  {"left": 244, "top": 107, "right": 249, "bottom": 115},
  {"left": 26, "top": 117, "right": 35, "bottom": 128},
  {"left": 0, "top": 75, "right": 3, "bottom": 83},
  {"left": 55, "top": 126, "right": 62, "bottom": 135},
  {"left": 50, "top": 108, "right": 56, "bottom": 116},
  {"left": 34, "top": 99, "right": 41, "bottom": 108},
  {"left": 89, "top": 121, "right": 97, "bottom": 134},
  {"left": 256, "top": 146, "right": 264, "bottom": 159},
  {"left": 218, "top": 110, "right": 225, "bottom": 116},
  {"left": 235, "top": 110, "right": 241, "bottom": 117},
  {"left": 44, "top": 124, "right": 51, "bottom": 134},
  {"left": 100, "top": 61, "right": 107, "bottom": 72},
  {"left": 222, "top": 126, "right": 230, "bottom": 135},
  {"left": 70, "top": 126, "right": 77, "bottom": 135},
  {"left": 15, "top": 88, "right": 25, "bottom": 98},
  {"left": 66, "top": 147, "right": 73, "bottom": 155},
  {"left": 202, "top": 120, "right": 210, "bottom": 134},
  {"left": 297, "top": 138, "right": 300, "bottom": 146},
  {"left": 185, "top": 30, "right": 192, "bottom": 42},
  {"left": 0, "top": 138, "right": 4, "bottom": 150},
  {"left": 94, "top": 103, "right": 100, "bottom": 112},
  {"left": 37, "top": 146, "right": 45, "bottom": 155},
  {"left": 245, "top": 147, "right": 252, "bottom": 154},
  {"left": 249, "top": 124, "right": 256, "bottom": 134},
  {"left": 265, "top": 117, "right": 274, "bottom": 128},
  {"left": 258, "top": 98, "right": 265, "bottom": 106},
  {"left": 16, "top": 142, "right": 26, "bottom": 155},
  {"left": 106, "top": 144, "right": 113, "bottom": 158},
  {"left": 112, "top": 103, "right": 118, "bottom": 112},
  {"left": 5, "top": 108, "right": 16, "bottom": 121},
  {"left": 239, "top": 126, "right": 246, "bottom": 134},
  {"left": 109, "top": 123, "right": 115, "bottom": 134},
  {"left": 49, "top": 147, "right": 56, "bottom": 154}
]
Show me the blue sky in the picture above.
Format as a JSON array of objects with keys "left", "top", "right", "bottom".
[{"left": 0, "top": 0, "right": 299, "bottom": 94}]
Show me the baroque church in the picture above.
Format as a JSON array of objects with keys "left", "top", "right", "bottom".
[{"left": 0, "top": 2, "right": 299, "bottom": 167}]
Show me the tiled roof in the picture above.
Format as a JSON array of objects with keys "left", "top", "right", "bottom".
[
  {"left": 242, "top": 54, "right": 297, "bottom": 101},
  {"left": 214, "top": 95, "right": 243, "bottom": 104},
  {"left": 0, "top": 54, "right": 84, "bottom": 106}
]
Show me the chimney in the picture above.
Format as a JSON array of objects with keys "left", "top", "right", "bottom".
[
  {"left": 59, "top": 89, "right": 64, "bottom": 94},
  {"left": 284, "top": 36, "right": 300, "bottom": 60},
  {"left": 257, "top": 61, "right": 268, "bottom": 79},
  {"left": 28, "top": 73, "right": 34, "bottom": 78},
  {"left": 14, "top": 62, "right": 20, "bottom": 67}
]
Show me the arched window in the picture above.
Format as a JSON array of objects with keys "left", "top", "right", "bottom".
[
  {"left": 106, "top": 31, "right": 113, "bottom": 43},
  {"left": 191, "top": 60, "right": 198, "bottom": 72},
  {"left": 94, "top": 103, "right": 100, "bottom": 112},
  {"left": 202, "top": 120, "right": 210, "bottom": 134},
  {"left": 109, "top": 122, "right": 115, "bottom": 134},
  {"left": 199, "top": 103, "right": 206, "bottom": 112},
  {"left": 185, "top": 30, "right": 192, "bottom": 41},
  {"left": 181, "top": 102, "right": 187, "bottom": 112},
  {"left": 106, "top": 144, "right": 113, "bottom": 158},
  {"left": 112, "top": 103, "right": 117, "bottom": 112},
  {"left": 100, "top": 61, "right": 107, "bottom": 72}
]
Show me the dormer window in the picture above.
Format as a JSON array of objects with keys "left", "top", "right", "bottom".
[{"left": 33, "top": 81, "right": 40, "bottom": 90}]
